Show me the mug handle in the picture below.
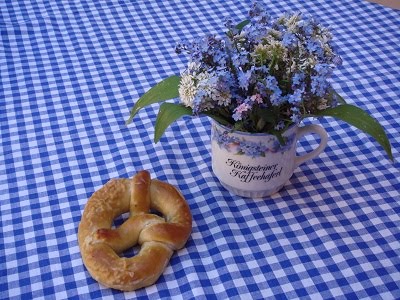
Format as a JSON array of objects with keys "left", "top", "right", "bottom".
[{"left": 294, "top": 124, "right": 328, "bottom": 168}]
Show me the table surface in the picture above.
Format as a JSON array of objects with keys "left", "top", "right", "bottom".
[{"left": 1, "top": 0, "right": 400, "bottom": 299}]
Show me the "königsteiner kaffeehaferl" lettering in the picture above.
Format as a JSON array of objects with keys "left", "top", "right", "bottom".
[{"left": 226, "top": 159, "right": 283, "bottom": 183}]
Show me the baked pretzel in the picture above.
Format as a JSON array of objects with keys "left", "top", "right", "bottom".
[{"left": 78, "top": 171, "right": 192, "bottom": 291}]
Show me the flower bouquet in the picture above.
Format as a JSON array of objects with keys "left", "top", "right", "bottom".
[{"left": 126, "top": 1, "right": 392, "bottom": 162}]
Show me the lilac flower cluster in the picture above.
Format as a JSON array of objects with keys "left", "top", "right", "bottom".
[{"left": 176, "top": 0, "right": 342, "bottom": 134}]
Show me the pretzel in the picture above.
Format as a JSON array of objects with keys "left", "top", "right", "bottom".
[{"left": 78, "top": 171, "right": 192, "bottom": 291}]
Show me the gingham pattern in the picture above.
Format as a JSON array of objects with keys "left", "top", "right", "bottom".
[{"left": 1, "top": 0, "right": 399, "bottom": 299}]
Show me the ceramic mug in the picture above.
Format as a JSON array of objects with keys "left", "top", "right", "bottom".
[{"left": 211, "top": 121, "right": 328, "bottom": 198}]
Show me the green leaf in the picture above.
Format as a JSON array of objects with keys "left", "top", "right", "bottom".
[
  {"left": 257, "top": 107, "right": 277, "bottom": 124},
  {"left": 154, "top": 102, "right": 192, "bottom": 143},
  {"left": 331, "top": 88, "right": 347, "bottom": 104},
  {"left": 314, "top": 104, "right": 393, "bottom": 161},
  {"left": 235, "top": 20, "right": 250, "bottom": 31},
  {"left": 203, "top": 112, "right": 232, "bottom": 127},
  {"left": 126, "top": 75, "right": 181, "bottom": 125},
  {"left": 256, "top": 118, "right": 266, "bottom": 131}
]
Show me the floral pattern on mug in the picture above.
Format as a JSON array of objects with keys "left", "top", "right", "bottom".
[{"left": 212, "top": 125, "right": 296, "bottom": 158}]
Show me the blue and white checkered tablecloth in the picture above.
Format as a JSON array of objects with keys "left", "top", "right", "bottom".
[{"left": 1, "top": 0, "right": 400, "bottom": 299}]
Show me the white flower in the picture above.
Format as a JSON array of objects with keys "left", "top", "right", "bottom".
[
  {"left": 299, "top": 55, "right": 317, "bottom": 70},
  {"left": 179, "top": 73, "right": 197, "bottom": 108},
  {"left": 289, "top": 60, "right": 297, "bottom": 73},
  {"left": 317, "top": 98, "right": 329, "bottom": 110},
  {"left": 196, "top": 71, "right": 210, "bottom": 82},
  {"left": 323, "top": 44, "right": 333, "bottom": 56},
  {"left": 187, "top": 62, "right": 201, "bottom": 75},
  {"left": 285, "top": 13, "right": 301, "bottom": 32}
]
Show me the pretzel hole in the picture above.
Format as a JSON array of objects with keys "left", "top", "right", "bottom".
[
  {"left": 111, "top": 212, "right": 130, "bottom": 229},
  {"left": 109, "top": 212, "right": 141, "bottom": 257},
  {"left": 150, "top": 208, "right": 164, "bottom": 219},
  {"left": 119, "top": 245, "right": 140, "bottom": 258}
]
